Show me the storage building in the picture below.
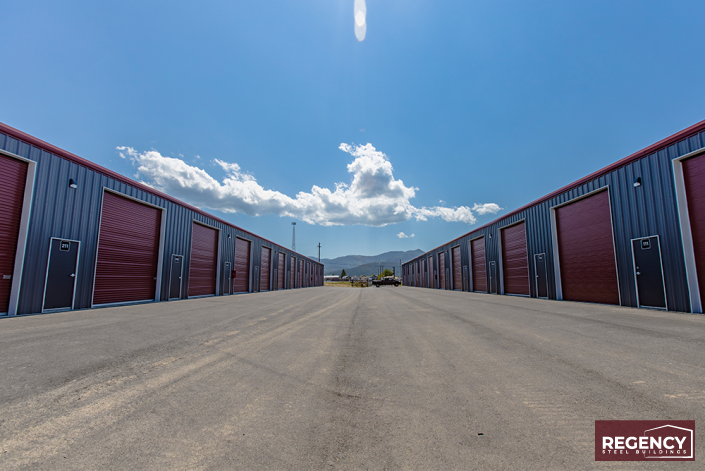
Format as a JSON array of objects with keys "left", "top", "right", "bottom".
[
  {"left": 403, "top": 120, "right": 705, "bottom": 314},
  {"left": 0, "top": 122, "right": 323, "bottom": 317}
]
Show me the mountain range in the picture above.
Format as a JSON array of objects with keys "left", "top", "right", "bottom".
[{"left": 312, "top": 250, "right": 424, "bottom": 277}]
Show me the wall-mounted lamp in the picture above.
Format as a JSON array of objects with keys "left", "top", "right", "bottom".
[
  {"left": 633, "top": 177, "right": 641, "bottom": 188},
  {"left": 489, "top": 234, "right": 492, "bottom": 239},
  {"left": 227, "top": 234, "right": 231, "bottom": 239},
  {"left": 69, "top": 179, "right": 78, "bottom": 189}
]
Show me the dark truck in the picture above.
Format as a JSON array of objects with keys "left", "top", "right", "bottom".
[{"left": 372, "top": 276, "right": 401, "bottom": 287}]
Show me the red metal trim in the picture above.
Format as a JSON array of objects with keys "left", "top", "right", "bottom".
[
  {"left": 405, "top": 119, "right": 705, "bottom": 264},
  {"left": 0, "top": 121, "right": 321, "bottom": 267}
]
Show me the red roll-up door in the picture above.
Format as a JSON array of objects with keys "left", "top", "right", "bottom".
[
  {"left": 422, "top": 257, "right": 427, "bottom": 288},
  {"left": 422, "top": 259, "right": 427, "bottom": 287},
  {"left": 556, "top": 190, "right": 619, "bottom": 305},
  {"left": 234, "top": 238, "right": 250, "bottom": 293},
  {"left": 278, "top": 253, "right": 285, "bottom": 289},
  {"left": 290, "top": 257, "right": 296, "bottom": 288},
  {"left": 260, "top": 246, "right": 271, "bottom": 291},
  {"left": 93, "top": 192, "right": 162, "bottom": 305},
  {"left": 452, "top": 246, "right": 462, "bottom": 290},
  {"left": 471, "top": 238, "right": 487, "bottom": 292},
  {"left": 305, "top": 261, "right": 310, "bottom": 287},
  {"left": 0, "top": 155, "right": 28, "bottom": 314},
  {"left": 501, "top": 222, "right": 530, "bottom": 296},
  {"left": 189, "top": 223, "right": 218, "bottom": 297},
  {"left": 438, "top": 252, "right": 446, "bottom": 289},
  {"left": 299, "top": 259, "right": 304, "bottom": 288},
  {"left": 419, "top": 259, "right": 424, "bottom": 288},
  {"left": 683, "top": 153, "right": 705, "bottom": 306}
]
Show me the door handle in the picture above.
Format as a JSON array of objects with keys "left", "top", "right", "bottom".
[
  {"left": 636, "top": 272, "right": 641, "bottom": 275},
  {"left": 70, "top": 274, "right": 75, "bottom": 277}
]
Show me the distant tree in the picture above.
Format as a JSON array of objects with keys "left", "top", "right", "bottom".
[
  {"left": 340, "top": 269, "right": 347, "bottom": 277},
  {"left": 381, "top": 269, "right": 393, "bottom": 277}
]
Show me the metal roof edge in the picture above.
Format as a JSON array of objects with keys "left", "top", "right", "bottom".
[
  {"left": 403, "top": 119, "right": 705, "bottom": 266},
  {"left": 0, "top": 121, "right": 322, "bottom": 266}
]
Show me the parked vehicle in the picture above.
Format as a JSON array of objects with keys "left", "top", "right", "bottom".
[{"left": 372, "top": 276, "right": 401, "bottom": 287}]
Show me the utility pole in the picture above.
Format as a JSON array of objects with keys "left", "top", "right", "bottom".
[
  {"left": 291, "top": 222, "right": 296, "bottom": 251},
  {"left": 317, "top": 242, "right": 321, "bottom": 262}
]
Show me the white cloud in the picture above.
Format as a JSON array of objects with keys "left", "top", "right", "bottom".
[
  {"left": 396, "top": 232, "right": 415, "bottom": 238},
  {"left": 472, "top": 203, "right": 502, "bottom": 215},
  {"left": 116, "top": 143, "right": 500, "bottom": 227}
]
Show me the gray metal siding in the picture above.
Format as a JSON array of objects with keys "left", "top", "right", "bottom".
[
  {"left": 0, "top": 132, "right": 323, "bottom": 315},
  {"left": 404, "top": 130, "right": 705, "bottom": 313}
]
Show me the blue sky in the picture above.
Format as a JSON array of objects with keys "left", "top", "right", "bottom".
[{"left": 2, "top": 1, "right": 704, "bottom": 259}]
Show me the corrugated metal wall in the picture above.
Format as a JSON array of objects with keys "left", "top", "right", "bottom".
[
  {"left": 404, "top": 129, "right": 705, "bottom": 313},
  {"left": 0, "top": 131, "right": 323, "bottom": 316}
]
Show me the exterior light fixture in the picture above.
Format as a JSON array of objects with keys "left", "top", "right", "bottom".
[
  {"left": 633, "top": 177, "right": 642, "bottom": 188},
  {"left": 69, "top": 179, "right": 78, "bottom": 189}
]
